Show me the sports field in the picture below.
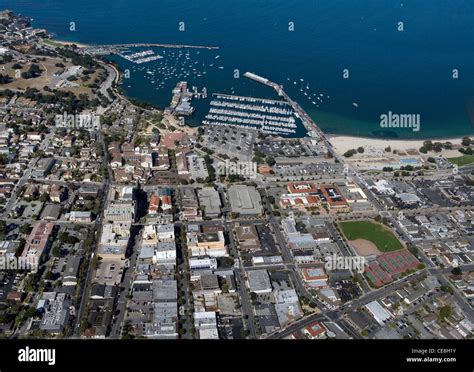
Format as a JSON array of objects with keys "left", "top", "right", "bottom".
[
  {"left": 339, "top": 220, "right": 404, "bottom": 253},
  {"left": 448, "top": 154, "right": 474, "bottom": 167}
]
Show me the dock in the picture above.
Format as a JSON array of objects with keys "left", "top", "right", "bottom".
[
  {"left": 79, "top": 43, "right": 219, "bottom": 55},
  {"left": 243, "top": 72, "right": 324, "bottom": 139},
  {"left": 203, "top": 93, "right": 300, "bottom": 136}
]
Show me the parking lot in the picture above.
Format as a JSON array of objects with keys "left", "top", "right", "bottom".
[
  {"left": 273, "top": 162, "right": 345, "bottom": 177},
  {"left": 203, "top": 125, "right": 256, "bottom": 162}
]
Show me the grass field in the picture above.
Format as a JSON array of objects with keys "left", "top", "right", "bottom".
[
  {"left": 1, "top": 57, "right": 99, "bottom": 97},
  {"left": 339, "top": 220, "right": 404, "bottom": 253},
  {"left": 448, "top": 154, "right": 474, "bottom": 167}
]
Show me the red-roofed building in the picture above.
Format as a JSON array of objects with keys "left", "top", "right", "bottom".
[
  {"left": 287, "top": 182, "right": 318, "bottom": 195},
  {"left": 279, "top": 183, "right": 321, "bottom": 209},
  {"left": 161, "top": 132, "right": 187, "bottom": 149},
  {"left": 148, "top": 195, "right": 160, "bottom": 215},
  {"left": 304, "top": 322, "right": 326, "bottom": 339},
  {"left": 158, "top": 188, "right": 172, "bottom": 211},
  {"left": 21, "top": 222, "right": 54, "bottom": 260},
  {"left": 319, "top": 184, "right": 349, "bottom": 210}
]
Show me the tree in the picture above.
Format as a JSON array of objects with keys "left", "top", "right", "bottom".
[
  {"left": 343, "top": 149, "right": 357, "bottom": 158},
  {"left": 44, "top": 271, "right": 54, "bottom": 280},
  {"left": 21, "top": 64, "right": 42, "bottom": 79},
  {"left": 24, "top": 307, "right": 38, "bottom": 318},
  {"left": 52, "top": 245, "right": 61, "bottom": 258},
  {"left": 357, "top": 146, "right": 364, "bottom": 154},
  {"left": 92, "top": 255, "right": 102, "bottom": 270},
  {"left": 438, "top": 306, "right": 452, "bottom": 321},
  {"left": 0, "top": 221, "right": 6, "bottom": 239},
  {"left": 265, "top": 156, "right": 276, "bottom": 166},
  {"left": 451, "top": 267, "right": 462, "bottom": 276},
  {"left": 461, "top": 136, "right": 471, "bottom": 147},
  {"left": 0, "top": 74, "right": 12, "bottom": 85},
  {"left": 39, "top": 193, "right": 49, "bottom": 203}
]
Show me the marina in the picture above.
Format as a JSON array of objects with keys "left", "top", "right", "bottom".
[
  {"left": 117, "top": 49, "right": 163, "bottom": 64},
  {"left": 243, "top": 72, "right": 325, "bottom": 140},
  {"left": 165, "top": 81, "right": 207, "bottom": 117},
  {"left": 79, "top": 43, "right": 219, "bottom": 56},
  {"left": 203, "top": 93, "right": 301, "bottom": 136}
]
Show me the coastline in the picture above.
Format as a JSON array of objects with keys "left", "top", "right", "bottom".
[
  {"left": 46, "top": 38, "right": 90, "bottom": 48},
  {"left": 327, "top": 135, "right": 466, "bottom": 155}
]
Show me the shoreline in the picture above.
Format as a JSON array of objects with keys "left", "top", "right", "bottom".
[
  {"left": 46, "top": 38, "right": 90, "bottom": 48},
  {"left": 327, "top": 134, "right": 466, "bottom": 155}
]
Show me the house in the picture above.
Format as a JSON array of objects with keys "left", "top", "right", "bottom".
[{"left": 62, "top": 255, "right": 82, "bottom": 286}]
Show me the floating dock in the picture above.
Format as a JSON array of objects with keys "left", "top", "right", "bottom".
[{"left": 203, "top": 93, "right": 300, "bottom": 135}]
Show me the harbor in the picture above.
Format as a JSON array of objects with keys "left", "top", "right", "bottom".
[
  {"left": 117, "top": 49, "right": 163, "bottom": 64},
  {"left": 203, "top": 93, "right": 300, "bottom": 136},
  {"left": 165, "top": 81, "right": 207, "bottom": 117},
  {"left": 78, "top": 43, "right": 219, "bottom": 56},
  {"left": 243, "top": 72, "right": 324, "bottom": 139}
]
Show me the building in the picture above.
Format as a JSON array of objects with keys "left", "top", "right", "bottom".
[
  {"left": 188, "top": 231, "right": 227, "bottom": 257},
  {"left": 32, "top": 158, "right": 55, "bottom": 178},
  {"left": 156, "top": 224, "right": 175, "bottom": 241},
  {"left": 198, "top": 187, "right": 222, "bottom": 218},
  {"left": 287, "top": 182, "right": 319, "bottom": 194},
  {"left": 37, "top": 292, "right": 70, "bottom": 334},
  {"left": 235, "top": 225, "right": 261, "bottom": 251},
  {"left": 319, "top": 184, "right": 349, "bottom": 210},
  {"left": 97, "top": 224, "right": 128, "bottom": 260},
  {"left": 194, "top": 311, "right": 219, "bottom": 339},
  {"left": 21, "top": 222, "right": 54, "bottom": 260},
  {"left": 189, "top": 257, "right": 218, "bottom": 270},
  {"left": 62, "top": 255, "right": 82, "bottom": 286},
  {"left": 157, "top": 188, "right": 172, "bottom": 211},
  {"left": 365, "top": 301, "right": 393, "bottom": 326},
  {"left": 148, "top": 195, "right": 160, "bottom": 216},
  {"left": 228, "top": 185, "right": 263, "bottom": 216},
  {"left": 281, "top": 182, "right": 348, "bottom": 209},
  {"left": 40, "top": 204, "right": 62, "bottom": 220},
  {"left": 104, "top": 202, "right": 135, "bottom": 223},
  {"left": 154, "top": 241, "right": 176, "bottom": 264},
  {"left": 69, "top": 211, "right": 92, "bottom": 223},
  {"left": 246, "top": 269, "right": 272, "bottom": 294},
  {"left": 301, "top": 267, "right": 329, "bottom": 288},
  {"left": 180, "top": 187, "right": 200, "bottom": 220}
]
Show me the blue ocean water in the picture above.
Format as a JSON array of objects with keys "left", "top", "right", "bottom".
[{"left": 3, "top": 0, "right": 474, "bottom": 138}]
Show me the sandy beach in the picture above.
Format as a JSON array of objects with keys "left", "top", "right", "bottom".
[
  {"left": 328, "top": 135, "right": 465, "bottom": 156},
  {"left": 47, "top": 38, "right": 90, "bottom": 48}
]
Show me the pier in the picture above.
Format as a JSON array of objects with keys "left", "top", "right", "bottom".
[
  {"left": 165, "top": 81, "right": 207, "bottom": 117},
  {"left": 79, "top": 43, "right": 219, "bottom": 55},
  {"left": 243, "top": 72, "right": 325, "bottom": 139}
]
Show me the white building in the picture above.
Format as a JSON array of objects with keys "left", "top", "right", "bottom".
[{"left": 365, "top": 301, "right": 393, "bottom": 326}]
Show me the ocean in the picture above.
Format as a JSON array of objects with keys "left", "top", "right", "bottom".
[{"left": 3, "top": 0, "right": 474, "bottom": 139}]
